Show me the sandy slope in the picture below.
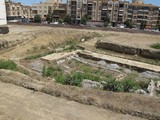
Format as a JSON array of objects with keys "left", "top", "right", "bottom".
[{"left": 0, "top": 82, "right": 145, "bottom": 120}]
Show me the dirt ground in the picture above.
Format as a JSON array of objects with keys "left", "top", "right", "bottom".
[
  {"left": 1, "top": 25, "right": 160, "bottom": 59},
  {"left": 100, "top": 32, "right": 160, "bottom": 50},
  {"left": 0, "top": 25, "right": 160, "bottom": 120},
  {"left": 0, "top": 82, "right": 145, "bottom": 120}
]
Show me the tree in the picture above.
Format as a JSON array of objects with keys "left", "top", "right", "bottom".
[
  {"left": 58, "top": 19, "right": 64, "bottom": 24},
  {"left": 103, "top": 16, "right": 110, "bottom": 27},
  {"left": 124, "top": 20, "right": 133, "bottom": 28},
  {"left": 81, "top": 14, "right": 89, "bottom": 25},
  {"left": 46, "top": 13, "right": 52, "bottom": 23},
  {"left": 64, "top": 15, "right": 71, "bottom": 24},
  {"left": 34, "top": 14, "right": 41, "bottom": 23},
  {"left": 140, "top": 21, "right": 147, "bottom": 30}
]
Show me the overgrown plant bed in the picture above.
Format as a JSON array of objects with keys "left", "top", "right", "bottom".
[{"left": 21, "top": 53, "right": 160, "bottom": 95}]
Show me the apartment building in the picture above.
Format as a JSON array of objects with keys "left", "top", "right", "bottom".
[
  {"left": 132, "top": 0, "right": 144, "bottom": 4},
  {"left": 31, "top": 0, "right": 62, "bottom": 20},
  {"left": 127, "top": 3, "right": 159, "bottom": 29},
  {"left": 5, "top": 0, "right": 31, "bottom": 21},
  {"left": 101, "top": 0, "right": 128, "bottom": 26},
  {"left": 68, "top": 0, "right": 129, "bottom": 25},
  {"left": 67, "top": 0, "right": 87, "bottom": 24},
  {"left": 87, "top": 0, "right": 102, "bottom": 21},
  {"left": 53, "top": 4, "right": 67, "bottom": 20},
  {"left": 158, "top": 8, "right": 160, "bottom": 28}
]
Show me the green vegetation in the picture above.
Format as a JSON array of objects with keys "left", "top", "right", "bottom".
[
  {"left": 103, "top": 76, "right": 140, "bottom": 92},
  {"left": 46, "top": 13, "right": 52, "bottom": 23},
  {"left": 151, "top": 43, "right": 160, "bottom": 49},
  {"left": 58, "top": 19, "right": 64, "bottom": 24},
  {"left": 25, "top": 50, "right": 55, "bottom": 60},
  {"left": 34, "top": 14, "right": 41, "bottom": 23},
  {"left": 64, "top": 15, "right": 71, "bottom": 24},
  {"left": 140, "top": 21, "right": 147, "bottom": 30},
  {"left": 102, "top": 16, "right": 110, "bottom": 27},
  {"left": 64, "top": 38, "right": 79, "bottom": 51},
  {"left": 124, "top": 20, "right": 133, "bottom": 28},
  {"left": 0, "top": 60, "right": 17, "bottom": 71},
  {"left": 42, "top": 66, "right": 62, "bottom": 77},
  {"left": 42, "top": 63, "right": 145, "bottom": 93},
  {"left": 81, "top": 14, "right": 89, "bottom": 25}
]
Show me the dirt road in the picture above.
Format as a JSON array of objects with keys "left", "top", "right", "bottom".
[{"left": 0, "top": 82, "right": 145, "bottom": 120}]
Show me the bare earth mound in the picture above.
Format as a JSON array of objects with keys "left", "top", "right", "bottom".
[
  {"left": 0, "top": 69, "right": 159, "bottom": 120},
  {"left": 0, "top": 82, "right": 145, "bottom": 120}
]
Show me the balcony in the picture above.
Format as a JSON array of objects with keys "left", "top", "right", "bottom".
[
  {"left": 119, "top": 8, "right": 124, "bottom": 11},
  {"left": 119, "top": 14, "right": 123, "bottom": 16}
]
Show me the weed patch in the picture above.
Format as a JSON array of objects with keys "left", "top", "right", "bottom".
[
  {"left": 0, "top": 60, "right": 17, "bottom": 71},
  {"left": 151, "top": 43, "right": 160, "bottom": 49}
]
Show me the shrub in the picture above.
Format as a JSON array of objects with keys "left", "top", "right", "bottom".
[
  {"left": 46, "top": 13, "right": 52, "bottom": 23},
  {"left": 124, "top": 20, "right": 133, "bottom": 28},
  {"left": 121, "top": 77, "right": 140, "bottom": 92},
  {"left": 151, "top": 43, "right": 160, "bottom": 49},
  {"left": 137, "top": 80, "right": 150, "bottom": 91},
  {"left": 58, "top": 19, "right": 64, "bottom": 24},
  {"left": 64, "top": 15, "right": 71, "bottom": 24},
  {"left": 34, "top": 14, "right": 41, "bottom": 23},
  {"left": 43, "top": 66, "right": 62, "bottom": 77},
  {"left": 103, "top": 75, "right": 140, "bottom": 92},
  {"left": 0, "top": 60, "right": 17, "bottom": 71},
  {"left": 63, "top": 73, "right": 83, "bottom": 87},
  {"left": 81, "top": 14, "right": 89, "bottom": 25},
  {"left": 103, "top": 75, "right": 123, "bottom": 92}
]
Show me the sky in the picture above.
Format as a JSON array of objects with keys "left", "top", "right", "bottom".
[{"left": 13, "top": 0, "right": 160, "bottom": 6}]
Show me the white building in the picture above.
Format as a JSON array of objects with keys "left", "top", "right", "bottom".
[
  {"left": 31, "top": 0, "right": 62, "bottom": 20},
  {"left": 0, "top": 0, "right": 7, "bottom": 25},
  {"left": 0, "top": 0, "right": 9, "bottom": 34}
]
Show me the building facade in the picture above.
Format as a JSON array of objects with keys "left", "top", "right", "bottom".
[
  {"left": 132, "top": 0, "right": 144, "bottom": 4},
  {"left": 0, "top": 0, "right": 9, "bottom": 34},
  {"left": 5, "top": 0, "right": 31, "bottom": 21},
  {"left": 53, "top": 4, "right": 67, "bottom": 20},
  {"left": 67, "top": 0, "right": 129, "bottom": 25},
  {"left": 127, "top": 3, "right": 159, "bottom": 29},
  {"left": 158, "top": 8, "right": 160, "bottom": 29},
  {"left": 67, "top": 0, "right": 160, "bottom": 28},
  {"left": 31, "top": 0, "right": 62, "bottom": 20}
]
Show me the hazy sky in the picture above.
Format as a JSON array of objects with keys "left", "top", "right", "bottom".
[{"left": 14, "top": 0, "right": 160, "bottom": 6}]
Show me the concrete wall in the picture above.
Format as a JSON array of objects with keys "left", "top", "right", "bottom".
[{"left": 0, "top": 0, "right": 7, "bottom": 25}]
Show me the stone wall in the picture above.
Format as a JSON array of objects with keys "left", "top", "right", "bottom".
[
  {"left": 96, "top": 41, "right": 160, "bottom": 60},
  {"left": 0, "top": 26, "right": 9, "bottom": 34}
]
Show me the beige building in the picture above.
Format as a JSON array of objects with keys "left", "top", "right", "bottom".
[
  {"left": 158, "top": 8, "right": 160, "bottom": 28},
  {"left": 5, "top": 0, "right": 31, "bottom": 21},
  {"left": 127, "top": 3, "right": 159, "bottom": 29},
  {"left": 31, "top": 0, "right": 62, "bottom": 20},
  {"left": 68, "top": 0, "right": 129, "bottom": 25}
]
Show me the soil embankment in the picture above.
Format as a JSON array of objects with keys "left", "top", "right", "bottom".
[{"left": 0, "top": 69, "right": 159, "bottom": 120}]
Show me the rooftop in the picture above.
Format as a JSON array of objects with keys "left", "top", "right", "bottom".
[{"left": 129, "top": 3, "right": 159, "bottom": 8}]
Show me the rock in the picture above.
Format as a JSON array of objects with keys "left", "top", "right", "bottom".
[
  {"left": 97, "top": 60, "right": 107, "bottom": 66},
  {"left": 147, "top": 80, "right": 156, "bottom": 97},
  {"left": 140, "top": 71, "right": 160, "bottom": 79},
  {"left": 30, "top": 60, "right": 44, "bottom": 73},
  {"left": 135, "top": 89, "right": 147, "bottom": 94},
  {"left": 57, "top": 59, "right": 65, "bottom": 65},
  {"left": 123, "top": 68, "right": 132, "bottom": 74},
  {"left": 82, "top": 79, "right": 103, "bottom": 89},
  {"left": 55, "top": 48, "right": 64, "bottom": 52},
  {"left": 107, "top": 64, "right": 120, "bottom": 70},
  {"left": 116, "top": 74, "right": 125, "bottom": 81},
  {"left": 157, "top": 81, "right": 160, "bottom": 88},
  {"left": 81, "top": 38, "right": 85, "bottom": 42}
]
